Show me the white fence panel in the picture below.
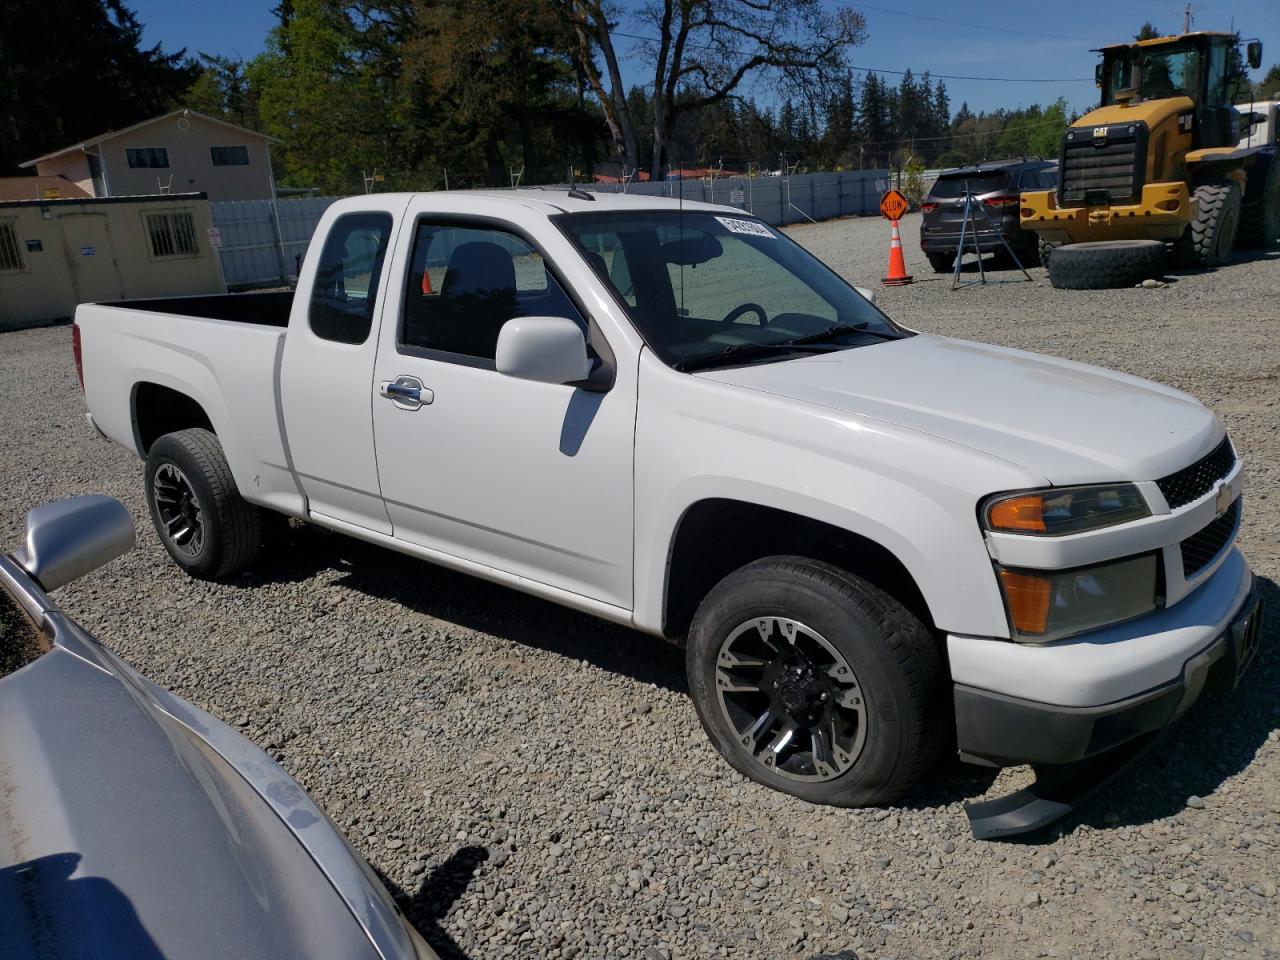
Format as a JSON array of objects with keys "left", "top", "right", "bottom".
[
  {"left": 211, "top": 196, "right": 341, "bottom": 287},
  {"left": 212, "top": 173, "right": 889, "bottom": 287}
]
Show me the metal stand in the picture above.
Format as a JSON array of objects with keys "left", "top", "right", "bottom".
[{"left": 951, "top": 185, "right": 1033, "bottom": 290}]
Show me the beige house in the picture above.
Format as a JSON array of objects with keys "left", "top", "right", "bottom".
[
  {"left": 0, "top": 193, "right": 224, "bottom": 329},
  {"left": 20, "top": 110, "right": 281, "bottom": 202}
]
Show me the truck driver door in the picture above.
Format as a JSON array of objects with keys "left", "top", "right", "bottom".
[{"left": 369, "top": 211, "right": 636, "bottom": 611}]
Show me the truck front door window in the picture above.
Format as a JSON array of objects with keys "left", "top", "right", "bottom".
[
  {"left": 309, "top": 212, "right": 393, "bottom": 345},
  {"left": 401, "top": 222, "right": 584, "bottom": 362}
]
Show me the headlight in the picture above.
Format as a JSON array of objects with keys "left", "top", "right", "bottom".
[
  {"left": 996, "top": 553, "right": 1159, "bottom": 643},
  {"left": 983, "top": 483, "right": 1150, "bottom": 536}
]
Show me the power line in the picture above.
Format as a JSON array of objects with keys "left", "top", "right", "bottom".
[
  {"left": 610, "top": 30, "right": 1093, "bottom": 83},
  {"left": 849, "top": 3, "right": 1090, "bottom": 43}
]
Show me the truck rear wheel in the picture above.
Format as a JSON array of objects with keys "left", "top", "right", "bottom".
[
  {"left": 1238, "top": 159, "right": 1280, "bottom": 249},
  {"left": 1045, "top": 239, "right": 1167, "bottom": 289},
  {"left": 686, "top": 557, "right": 946, "bottom": 807},
  {"left": 1174, "top": 179, "right": 1242, "bottom": 267},
  {"left": 145, "top": 428, "right": 262, "bottom": 579}
]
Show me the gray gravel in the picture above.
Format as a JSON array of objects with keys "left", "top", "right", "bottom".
[{"left": 2, "top": 212, "right": 1279, "bottom": 960}]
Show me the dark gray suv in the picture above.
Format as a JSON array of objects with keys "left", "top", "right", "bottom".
[{"left": 919, "top": 159, "right": 1057, "bottom": 272}]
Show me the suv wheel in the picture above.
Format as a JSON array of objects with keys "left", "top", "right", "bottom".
[
  {"left": 926, "top": 251, "right": 953, "bottom": 273},
  {"left": 686, "top": 557, "right": 946, "bottom": 807},
  {"left": 145, "top": 428, "right": 262, "bottom": 579}
]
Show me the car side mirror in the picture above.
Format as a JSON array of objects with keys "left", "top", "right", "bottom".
[
  {"left": 15, "top": 496, "right": 135, "bottom": 592},
  {"left": 854, "top": 286, "right": 876, "bottom": 305},
  {"left": 1246, "top": 40, "right": 1263, "bottom": 71},
  {"left": 495, "top": 317, "right": 592, "bottom": 387}
]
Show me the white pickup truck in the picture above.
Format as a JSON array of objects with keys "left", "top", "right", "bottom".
[{"left": 75, "top": 191, "right": 1262, "bottom": 837}]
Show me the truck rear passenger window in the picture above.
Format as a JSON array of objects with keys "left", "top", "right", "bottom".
[
  {"left": 400, "top": 221, "right": 584, "bottom": 362},
  {"left": 309, "top": 212, "right": 393, "bottom": 345}
]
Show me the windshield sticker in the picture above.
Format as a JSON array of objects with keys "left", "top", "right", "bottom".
[{"left": 715, "top": 216, "right": 775, "bottom": 239}]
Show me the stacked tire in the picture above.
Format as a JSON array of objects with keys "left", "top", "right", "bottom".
[{"left": 1045, "top": 240, "right": 1167, "bottom": 290}]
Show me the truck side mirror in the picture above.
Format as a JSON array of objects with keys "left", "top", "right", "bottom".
[
  {"left": 15, "top": 496, "right": 135, "bottom": 592},
  {"left": 1246, "top": 41, "right": 1263, "bottom": 71},
  {"left": 495, "top": 317, "right": 592, "bottom": 387}
]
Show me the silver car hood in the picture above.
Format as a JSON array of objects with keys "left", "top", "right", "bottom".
[
  {"left": 0, "top": 569, "right": 426, "bottom": 960},
  {"left": 699, "top": 334, "right": 1221, "bottom": 486}
]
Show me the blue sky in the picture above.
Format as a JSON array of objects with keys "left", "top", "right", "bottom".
[{"left": 132, "top": 0, "right": 1278, "bottom": 117}]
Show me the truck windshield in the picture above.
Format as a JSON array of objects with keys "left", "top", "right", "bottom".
[
  {"left": 557, "top": 211, "right": 908, "bottom": 370},
  {"left": 1102, "top": 43, "right": 1202, "bottom": 104}
]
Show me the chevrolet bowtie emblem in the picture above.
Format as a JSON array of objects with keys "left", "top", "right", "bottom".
[{"left": 1215, "top": 482, "right": 1232, "bottom": 516}]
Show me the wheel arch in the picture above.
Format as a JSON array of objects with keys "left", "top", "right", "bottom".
[
  {"left": 660, "top": 497, "right": 937, "bottom": 643},
  {"left": 131, "top": 381, "right": 216, "bottom": 455}
]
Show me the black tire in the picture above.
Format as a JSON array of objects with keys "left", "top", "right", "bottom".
[
  {"left": 686, "top": 557, "right": 946, "bottom": 807},
  {"left": 1037, "top": 236, "right": 1063, "bottom": 268},
  {"left": 1238, "top": 158, "right": 1280, "bottom": 249},
  {"left": 1046, "top": 239, "right": 1167, "bottom": 290},
  {"left": 145, "top": 428, "right": 262, "bottom": 579},
  {"left": 925, "top": 251, "right": 953, "bottom": 273},
  {"left": 1173, "top": 179, "right": 1242, "bottom": 267}
]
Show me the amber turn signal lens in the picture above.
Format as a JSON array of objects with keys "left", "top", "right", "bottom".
[
  {"left": 998, "top": 569, "right": 1051, "bottom": 636},
  {"left": 987, "top": 495, "right": 1046, "bottom": 532}
]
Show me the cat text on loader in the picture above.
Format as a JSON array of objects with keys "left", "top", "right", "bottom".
[{"left": 1020, "top": 31, "right": 1279, "bottom": 289}]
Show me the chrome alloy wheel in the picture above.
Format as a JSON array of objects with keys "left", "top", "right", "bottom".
[
  {"left": 151, "top": 463, "right": 205, "bottom": 558},
  {"left": 715, "top": 616, "right": 868, "bottom": 782}
]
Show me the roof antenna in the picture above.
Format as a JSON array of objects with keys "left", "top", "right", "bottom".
[{"left": 567, "top": 187, "right": 595, "bottom": 201}]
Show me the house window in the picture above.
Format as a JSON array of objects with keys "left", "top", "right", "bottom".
[
  {"left": 146, "top": 211, "right": 198, "bottom": 258},
  {"left": 210, "top": 145, "right": 250, "bottom": 166},
  {"left": 0, "top": 221, "right": 24, "bottom": 271},
  {"left": 126, "top": 147, "right": 170, "bottom": 168}
]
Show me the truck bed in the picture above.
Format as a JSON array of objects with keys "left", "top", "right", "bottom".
[{"left": 100, "top": 291, "right": 293, "bottom": 327}]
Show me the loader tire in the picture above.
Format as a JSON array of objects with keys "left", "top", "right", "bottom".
[
  {"left": 1238, "top": 158, "right": 1280, "bottom": 249},
  {"left": 1045, "top": 240, "right": 1167, "bottom": 290},
  {"left": 1173, "top": 179, "right": 1241, "bottom": 267},
  {"left": 1037, "top": 236, "right": 1063, "bottom": 268}
]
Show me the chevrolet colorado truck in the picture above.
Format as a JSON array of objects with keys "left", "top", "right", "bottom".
[{"left": 74, "top": 191, "right": 1263, "bottom": 837}]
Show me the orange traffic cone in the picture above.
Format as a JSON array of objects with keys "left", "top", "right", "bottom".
[
  {"left": 881, "top": 220, "right": 913, "bottom": 286},
  {"left": 421, "top": 266, "right": 433, "bottom": 294}
]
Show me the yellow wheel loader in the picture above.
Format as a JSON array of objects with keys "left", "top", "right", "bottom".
[{"left": 1021, "top": 32, "right": 1280, "bottom": 289}]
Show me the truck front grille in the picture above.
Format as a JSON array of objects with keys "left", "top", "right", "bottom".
[
  {"left": 1180, "top": 499, "right": 1240, "bottom": 579},
  {"left": 1058, "top": 123, "right": 1147, "bottom": 207},
  {"left": 1156, "top": 437, "right": 1236, "bottom": 510}
]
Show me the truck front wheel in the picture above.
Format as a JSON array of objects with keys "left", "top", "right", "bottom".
[
  {"left": 686, "top": 557, "right": 946, "bottom": 807},
  {"left": 145, "top": 428, "right": 262, "bottom": 579}
]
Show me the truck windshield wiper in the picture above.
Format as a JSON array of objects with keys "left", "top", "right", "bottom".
[
  {"left": 674, "top": 340, "right": 838, "bottom": 372},
  {"left": 785, "top": 322, "right": 899, "bottom": 345}
]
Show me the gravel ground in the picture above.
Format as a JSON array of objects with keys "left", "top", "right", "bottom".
[{"left": 2, "top": 212, "right": 1278, "bottom": 960}]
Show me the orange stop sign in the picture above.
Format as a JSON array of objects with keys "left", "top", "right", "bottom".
[{"left": 879, "top": 189, "right": 909, "bottom": 221}]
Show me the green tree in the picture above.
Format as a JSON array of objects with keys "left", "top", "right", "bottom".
[
  {"left": 0, "top": 0, "right": 198, "bottom": 174},
  {"left": 181, "top": 54, "right": 258, "bottom": 128}
]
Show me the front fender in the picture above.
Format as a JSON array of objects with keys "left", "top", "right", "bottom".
[{"left": 632, "top": 355, "right": 1037, "bottom": 638}]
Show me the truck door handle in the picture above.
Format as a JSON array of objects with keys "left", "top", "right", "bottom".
[{"left": 379, "top": 375, "right": 432, "bottom": 410}]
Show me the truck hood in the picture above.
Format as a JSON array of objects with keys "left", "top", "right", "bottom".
[{"left": 697, "top": 334, "right": 1220, "bottom": 485}]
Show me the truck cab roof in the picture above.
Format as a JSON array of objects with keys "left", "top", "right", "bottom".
[{"left": 354, "top": 189, "right": 743, "bottom": 218}]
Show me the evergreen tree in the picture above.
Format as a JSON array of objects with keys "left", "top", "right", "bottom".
[{"left": 1, "top": 0, "right": 198, "bottom": 174}]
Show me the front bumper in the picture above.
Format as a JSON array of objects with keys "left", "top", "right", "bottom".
[
  {"left": 1019, "top": 182, "right": 1194, "bottom": 243},
  {"left": 952, "top": 559, "right": 1263, "bottom": 839},
  {"left": 955, "top": 580, "right": 1262, "bottom": 768}
]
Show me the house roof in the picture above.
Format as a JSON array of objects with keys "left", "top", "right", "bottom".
[
  {"left": 0, "top": 175, "right": 91, "bottom": 202},
  {"left": 20, "top": 109, "right": 281, "bottom": 168}
]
